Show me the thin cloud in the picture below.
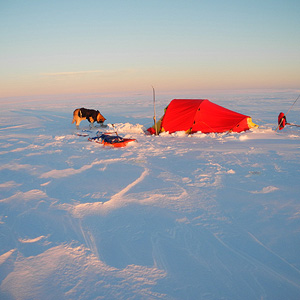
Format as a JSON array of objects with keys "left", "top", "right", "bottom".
[
  {"left": 41, "top": 70, "right": 104, "bottom": 77},
  {"left": 250, "top": 186, "right": 279, "bottom": 194}
]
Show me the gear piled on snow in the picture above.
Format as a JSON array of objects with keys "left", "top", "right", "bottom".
[
  {"left": 147, "top": 99, "right": 258, "bottom": 135},
  {"left": 88, "top": 133, "right": 136, "bottom": 148},
  {"left": 277, "top": 112, "right": 300, "bottom": 130},
  {"left": 278, "top": 112, "right": 287, "bottom": 130}
]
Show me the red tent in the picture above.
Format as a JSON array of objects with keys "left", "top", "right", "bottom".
[{"left": 148, "top": 99, "right": 257, "bottom": 134}]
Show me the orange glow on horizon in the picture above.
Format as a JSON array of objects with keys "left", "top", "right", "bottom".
[{"left": 0, "top": 66, "right": 299, "bottom": 99}]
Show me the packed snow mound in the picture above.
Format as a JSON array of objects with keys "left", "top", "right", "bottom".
[{"left": 107, "top": 122, "right": 145, "bottom": 135}]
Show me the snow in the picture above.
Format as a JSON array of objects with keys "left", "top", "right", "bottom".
[{"left": 1, "top": 90, "right": 300, "bottom": 299}]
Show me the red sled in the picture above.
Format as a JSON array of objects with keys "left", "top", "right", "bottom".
[{"left": 88, "top": 134, "right": 136, "bottom": 148}]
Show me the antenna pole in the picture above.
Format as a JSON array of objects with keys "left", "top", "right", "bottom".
[
  {"left": 152, "top": 86, "right": 158, "bottom": 135},
  {"left": 285, "top": 93, "right": 300, "bottom": 116}
]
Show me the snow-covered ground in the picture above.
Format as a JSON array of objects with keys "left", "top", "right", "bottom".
[{"left": 1, "top": 90, "right": 300, "bottom": 300}]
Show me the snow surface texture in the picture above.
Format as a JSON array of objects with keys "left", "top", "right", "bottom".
[{"left": 1, "top": 91, "right": 300, "bottom": 300}]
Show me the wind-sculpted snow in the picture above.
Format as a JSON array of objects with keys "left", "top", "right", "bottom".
[
  {"left": 40, "top": 158, "right": 126, "bottom": 179},
  {"left": 70, "top": 168, "right": 149, "bottom": 218},
  {"left": 1, "top": 92, "right": 300, "bottom": 299},
  {"left": 1, "top": 244, "right": 167, "bottom": 300}
]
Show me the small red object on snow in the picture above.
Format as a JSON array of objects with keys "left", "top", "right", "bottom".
[{"left": 278, "top": 112, "right": 286, "bottom": 130}]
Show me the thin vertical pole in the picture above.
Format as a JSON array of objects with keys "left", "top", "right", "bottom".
[{"left": 152, "top": 86, "right": 158, "bottom": 135}]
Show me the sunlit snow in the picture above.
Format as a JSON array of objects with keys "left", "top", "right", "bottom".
[{"left": 1, "top": 91, "right": 300, "bottom": 299}]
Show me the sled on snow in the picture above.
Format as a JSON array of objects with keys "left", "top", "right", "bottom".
[{"left": 88, "top": 133, "right": 136, "bottom": 148}]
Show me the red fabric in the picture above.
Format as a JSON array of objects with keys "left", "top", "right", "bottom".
[
  {"left": 161, "top": 99, "right": 250, "bottom": 134},
  {"left": 147, "top": 127, "right": 156, "bottom": 135},
  {"left": 278, "top": 112, "right": 286, "bottom": 130}
]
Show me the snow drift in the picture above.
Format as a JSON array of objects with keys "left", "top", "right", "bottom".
[{"left": 0, "top": 91, "right": 300, "bottom": 300}]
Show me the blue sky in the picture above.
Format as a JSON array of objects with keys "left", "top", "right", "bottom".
[{"left": 1, "top": 0, "right": 299, "bottom": 97}]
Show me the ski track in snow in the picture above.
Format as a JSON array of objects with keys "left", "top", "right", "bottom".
[{"left": 1, "top": 93, "right": 300, "bottom": 299}]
